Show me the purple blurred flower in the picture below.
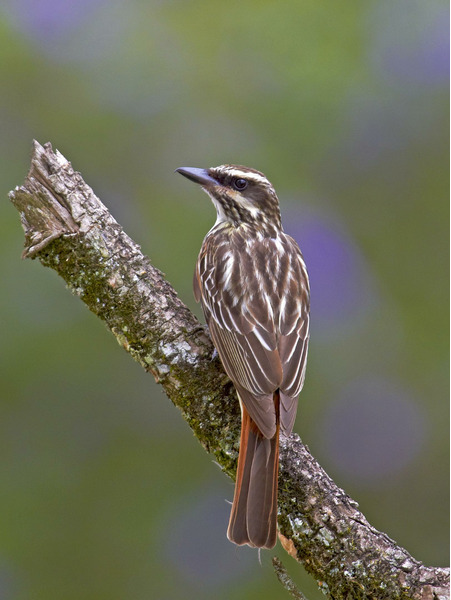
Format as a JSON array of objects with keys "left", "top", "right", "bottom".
[
  {"left": 320, "top": 376, "right": 427, "bottom": 484},
  {"left": 368, "top": 1, "right": 449, "bottom": 86},
  {"left": 163, "top": 487, "right": 258, "bottom": 590},
  {"left": 322, "top": 3, "right": 449, "bottom": 179},
  {"left": 284, "top": 206, "right": 377, "bottom": 335},
  {"left": 2, "top": 0, "right": 107, "bottom": 43}
]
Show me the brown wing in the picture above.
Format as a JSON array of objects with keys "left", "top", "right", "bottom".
[
  {"left": 195, "top": 228, "right": 309, "bottom": 438},
  {"left": 277, "top": 234, "right": 310, "bottom": 434}
]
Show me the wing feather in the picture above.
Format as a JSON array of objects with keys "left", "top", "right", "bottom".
[
  {"left": 195, "top": 228, "right": 309, "bottom": 438},
  {"left": 277, "top": 236, "right": 310, "bottom": 433}
]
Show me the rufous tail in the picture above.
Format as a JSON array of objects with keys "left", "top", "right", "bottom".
[{"left": 227, "top": 404, "right": 279, "bottom": 549}]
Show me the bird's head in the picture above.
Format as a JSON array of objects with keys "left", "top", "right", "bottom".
[{"left": 176, "top": 164, "right": 282, "bottom": 232}]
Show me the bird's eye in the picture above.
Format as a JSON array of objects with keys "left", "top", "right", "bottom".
[{"left": 233, "top": 178, "right": 248, "bottom": 191}]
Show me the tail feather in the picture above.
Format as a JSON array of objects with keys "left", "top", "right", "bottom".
[{"left": 227, "top": 405, "right": 279, "bottom": 549}]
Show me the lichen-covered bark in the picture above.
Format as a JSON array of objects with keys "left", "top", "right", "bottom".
[
  {"left": 277, "top": 436, "right": 449, "bottom": 599},
  {"left": 11, "top": 141, "right": 238, "bottom": 471},
  {"left": 9, "top": 141, "right": 449, "bottom": 600}
]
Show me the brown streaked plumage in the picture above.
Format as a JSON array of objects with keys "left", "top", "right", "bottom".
[{"left": 176, "top": 164, "right": 310, "bottom": 549}]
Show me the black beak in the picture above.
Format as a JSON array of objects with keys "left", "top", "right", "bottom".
[{"left": 176, "top": 167, "right": 218, "bottom": 187}]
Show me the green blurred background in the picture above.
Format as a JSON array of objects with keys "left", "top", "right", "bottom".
[{"left": 1, "top": 1, "right": 448, "bottom": 599}]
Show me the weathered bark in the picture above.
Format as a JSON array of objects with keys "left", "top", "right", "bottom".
[{"left": 9, "top": 141, "right": 449, "bottom": 600}]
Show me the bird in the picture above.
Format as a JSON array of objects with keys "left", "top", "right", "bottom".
[{"left": 176, "top": 164, "right": 310, "bottom": 549}]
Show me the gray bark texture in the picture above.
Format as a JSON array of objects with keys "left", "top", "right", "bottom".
[{"left": 9, "top": 141, "right": 449, "bottom": 600}]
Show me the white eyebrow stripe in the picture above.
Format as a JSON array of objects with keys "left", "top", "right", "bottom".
[{"left": 215, "top": 165, "right": 269, "bottom": 185}]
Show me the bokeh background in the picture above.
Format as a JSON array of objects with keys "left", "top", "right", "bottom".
[{"left": 0, "top": 1, "right": 448, "bottom": 599}]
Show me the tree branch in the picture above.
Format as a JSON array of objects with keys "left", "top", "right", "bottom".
[{"left": 9, "top": 141, "right": 449, "bottom": 600}]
